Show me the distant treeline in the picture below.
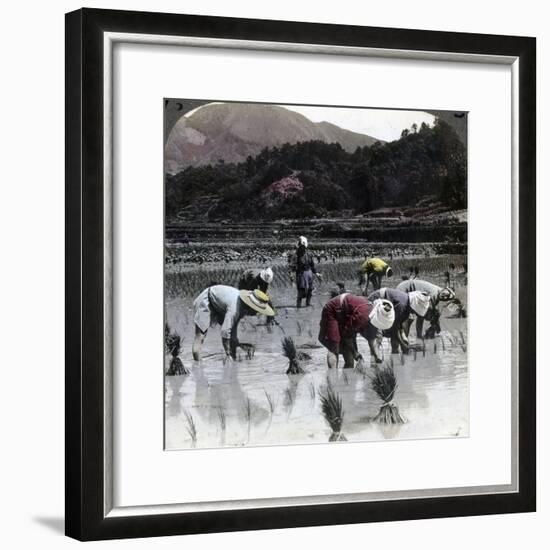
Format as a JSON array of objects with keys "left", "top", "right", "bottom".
[{"left": 165, "top": 119, "right": 466, "bottom": 221}]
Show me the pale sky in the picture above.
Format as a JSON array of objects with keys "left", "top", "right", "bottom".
[
  {"left": 184, "top": 102, "right": 436, "bottom": 142},
  {"left": 283, "top": 104, "right": 435, "bottom": 142}
]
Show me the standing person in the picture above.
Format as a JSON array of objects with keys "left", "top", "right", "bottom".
[
  {"left": 318, "top": 294, "right": 395, "bottom": 368},
  {"left": 396, "top": 279, "right": 456, "bottom": 338},
  {"left": 289, "top": 236, "right": 321, "bottom": 308},
  {"left": 192, "top": 285, "right": 274, "bottom": 361},
  {"left": 238, "top": 267, "right": 274, "bottom": 293},
  {"left": 359, "top": 257, "right": 393, "bottom": 293},
  {"left": 368, "top": 288, "right": 431, "bottom": 353}
]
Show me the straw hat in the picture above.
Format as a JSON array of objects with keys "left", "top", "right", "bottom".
[{"left": 239, "top": 289, "right": 275, "bottom": 316}]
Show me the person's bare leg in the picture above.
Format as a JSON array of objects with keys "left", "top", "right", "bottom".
[
  {"left": 390, "top": 335, "right": 400, "bottom": 354},
  {"left": 367, "top": 336, "right": 383, "bottom": 363},
  {"left": 342, "top": 337, "right": 356, "bottom": 368},
  {"left": 192, "top": 325, "right": 207, "bottom": 361},
  {"left": 326, "top": 349, "right": 339, "bottom": 369},
  {"left": 415, "top": 316, "right": 424, "bottom": 339}
]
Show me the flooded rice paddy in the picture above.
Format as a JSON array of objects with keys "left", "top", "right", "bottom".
[{"left": 165, "top": 260, "right": 468, "bottom": 450}]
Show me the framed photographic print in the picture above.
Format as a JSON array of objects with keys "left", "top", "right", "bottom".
[{"left": 65, "top": 8, "right": 536, "bottom": 541}]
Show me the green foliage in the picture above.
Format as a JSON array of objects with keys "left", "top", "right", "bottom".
[{"left": 165, "top": 119, "right": 466, "bottom": 221}]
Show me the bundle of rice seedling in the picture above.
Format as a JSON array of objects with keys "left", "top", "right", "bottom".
[
  {"left": 282, "top": 337, "right": 306, "bottom": 374},
  {"left": 165, "top": 329, "right": 189, "bottom": 375},
  {"left": 369, "top": 364, "right": 406, "bottom": 424},
  {"left": 320, "top": 387, "right": 347, "bottom": 442}
]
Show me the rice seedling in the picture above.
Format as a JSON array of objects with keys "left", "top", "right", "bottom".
[
  {"left": 413, "top": 348, "right": 417, "bottom": 361},
  {"left": 183, "top": 409, "right": 197, "bottom": 447},
  {"left": 282, "top": 336, "right": 306, "bottom": 375},
  {"left": 243, "top": 395, "right": 252, "bottom": 442},
  {"left": 284, "top": 385, "right": 296, "bottom": 418},
  {"left": 217, "top": 406, "right": 226, "bottom": 433},
  {"left": 369, "top": 363, "right": 406, "bottom": 424},
  {"left": 441, "top": 336, "right": 446, "bottom": 351},
  {"left": 319, "top": 386, "right": 347, "bottom": 442},
  {"left": 433, "top": 342, "right": 438, "bottom": 354},
  {"left": 284, "top": 387, "right": 295, "bottom": 407},
  {"left": 400, "top": 353, "right": 405, "bottom": 366},
  {"left": 165, "top": 326, "right": 189, "bottom": 375},
  {"left": 308, "top": 381, "right": 316, "bottom": 401},
  {"left": 217, "top": 406, "right": 227, "bottom": 445},
  {"left": 239, "top": 342, "right": 256, "bottom": 359},
  {"left": 459, "top": 331, "right": 466, "bottom": 345},
  {"left": 264, "top": 390, "right": 276, "bottom": 416},
  {"left": 342, "top": 371, "right": 350, "bottom": 385},
  {"left": 354, "top": 356, "right": 368, "bottom": 375}
]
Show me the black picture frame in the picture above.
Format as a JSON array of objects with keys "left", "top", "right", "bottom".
[{"left": 65, "top": 7, "right": 536, "bottom": 541}]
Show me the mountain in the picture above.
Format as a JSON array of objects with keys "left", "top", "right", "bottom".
[{"left": 165, "top": 103, "right": 381, "bottom": 174}]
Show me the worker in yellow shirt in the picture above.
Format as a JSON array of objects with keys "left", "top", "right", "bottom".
[{"left": 359, "top": 257, "right": 393, "bottom": 293}]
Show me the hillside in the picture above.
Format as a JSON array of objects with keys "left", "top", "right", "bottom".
[
  {"left": 165, "top": 103, "right": 380, "bottom": 173},
  {"left": 165, "top": 118, "right": 466, "bottom": 225}
]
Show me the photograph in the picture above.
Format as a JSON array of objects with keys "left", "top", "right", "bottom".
[{"left": 163, "top": 99, "right": 469, "bottom": 450}]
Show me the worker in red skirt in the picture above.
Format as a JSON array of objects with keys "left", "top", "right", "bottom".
[{"left": 318, "top": 293, "right": 395, "bottom": 368}]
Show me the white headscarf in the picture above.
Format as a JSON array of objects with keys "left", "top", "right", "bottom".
[
  {"left": 369, "top": 299, "right": 395, "bottom": 331},
  {"left": 439, "top": 287, "right": 456, "bottom": 301},
  {"left": 260, "top": 267, "right": 274, "bottom": 284},
  {"left": 409, "top": 291, "right": 431, "bottom": 317},
  {"left": 298, "top": 235, "right": 308, "bottom": 248}
]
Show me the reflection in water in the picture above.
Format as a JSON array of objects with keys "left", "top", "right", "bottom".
[{"left": 165, "top": 276, "right": 468, "bottom": 450}]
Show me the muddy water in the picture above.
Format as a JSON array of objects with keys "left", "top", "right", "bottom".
[{"left": 165, "top": 273, "right": 468, "bottom": 450}]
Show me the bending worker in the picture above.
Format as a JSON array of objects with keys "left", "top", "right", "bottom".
[
  {"left": 192, "top": 285, "right": 274, "bottom": 361},
  {"left": 368, "top": 288, "right": 431, "bottom": 353},
  {"left": 359, "top": 257, "right": 393, "bottom": 293},
  {"left": 318, "top": 293, "right": 395, "bottom": 368},
  {"left": 396, "top": 279, "right": 456, "bottom": 339},
  {"left": 238, "top": 267, "right": 274, "bottom": 293}
]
